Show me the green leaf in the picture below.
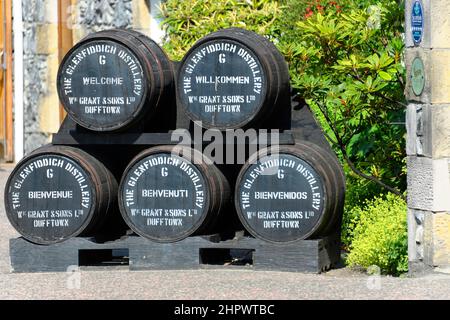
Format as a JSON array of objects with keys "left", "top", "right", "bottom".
[
  {"left": 365, "top": 75, "right": 373, "bottom": 89},
  {"left": 378, "top": 71, "right": 392, "bottom": 81}
]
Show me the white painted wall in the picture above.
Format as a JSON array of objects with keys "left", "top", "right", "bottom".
[{"left": 13, "top": 0, "right": 24, "bottom": 162}]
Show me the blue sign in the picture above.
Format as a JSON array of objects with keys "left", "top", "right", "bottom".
[{"left": 411, "top": 0, "right": 423, "bottom": 45}]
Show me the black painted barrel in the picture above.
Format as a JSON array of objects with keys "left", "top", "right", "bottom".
[
  {"left": 177, "top": 28, "right": 290, "bottom": 129},
  {"left": 57, "top": 29, "right": 174, "bottom": 131},
  {"left": 4, "top": 145, "right": 118, "bottom": 244},
  {"left": 235, "top": 142, "right": 345, "bottom": 243},
  {"left": 118, "top": 145, "right": 230, "bottom": 242}
]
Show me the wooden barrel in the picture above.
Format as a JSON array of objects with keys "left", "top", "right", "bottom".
[
  {"left": 234, "top": 142, "right": 345, "bottom": 243},
  {"left": 177, "top": 28, "right": 290, "bottom": 130},
  {"left": 57, "top": 29, "right": 174, "bottom": 131},
  {"left": 118, "top": 145, "right": 230, "bottom": 242},
  {"left": 4, "top": 145, "right": 118, "bottom": 245}
]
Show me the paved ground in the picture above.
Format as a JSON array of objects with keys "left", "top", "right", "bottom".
[{"left": 0, "top": 163, "right": 449, "bottom": 300}]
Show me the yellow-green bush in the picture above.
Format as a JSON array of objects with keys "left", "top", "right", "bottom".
[{"left": 346, "top": 193, "right": 408, "bottom": 276}]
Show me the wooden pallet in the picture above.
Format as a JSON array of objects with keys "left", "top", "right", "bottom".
[{"left": 9, "top": 232, "right": 340, "bottom": 273}]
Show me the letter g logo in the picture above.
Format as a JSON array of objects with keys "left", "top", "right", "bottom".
[
  {"left": 46, "top": 169, "right": 54, "bottom": 179},
  {"left": 277, "top": 169, "right": 285, "bottom": 180}
]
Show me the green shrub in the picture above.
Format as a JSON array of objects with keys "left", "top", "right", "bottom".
[
  {"left": 345, "top": 193, "right": 408, "bottom": 276},
  {"left": 159, "top": 0, "right": 282, "bottom": 60},
  {"left": 279, "top": 1, "right": 406, "bottom": 197},
  {"left": 279, "top": 2, "right": 408, "bottom": 257}
]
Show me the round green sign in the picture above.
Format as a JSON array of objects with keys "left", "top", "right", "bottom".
[{"left": 411, "top": 57, "right": 425, "bottom": 96}]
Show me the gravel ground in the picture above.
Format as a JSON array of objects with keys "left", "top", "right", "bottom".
[{"left": 0, "top": 163, "right": 449, "bottom": 300}]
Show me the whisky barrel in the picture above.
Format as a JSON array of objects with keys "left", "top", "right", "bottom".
[
  {"left": 118, "top": 145, "right": 230, "bottom": 242},
  {"left": 235, "top": 142, "right": 345, "bottom": 243},
  {"left": 57, "top": 29, "right": 174, "bottom": 131},
  {"left": 177, "top": 28, "right": 290, "bottom": 129},
  {"left": 4, "top": 145, "right": 118, "bottom": 245}
]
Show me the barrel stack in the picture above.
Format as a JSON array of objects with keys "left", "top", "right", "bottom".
[{"left": 5, "top": 27, "right": 345, "bottom": 272}]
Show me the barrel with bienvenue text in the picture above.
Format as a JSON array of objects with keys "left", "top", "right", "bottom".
[
  {"left": 4, "top": 145, "right": 118, "bottom": 244},
  {"left": 177, "top": 28, "right": 290, "bottom": 129},
  {"left": 119, "top": 145, "right": 230, "bottom": 242},
  {"left": 57, "top": 29, "right": 174, "bottom": 131},
  {"left": 235, "top": 143, "right": 345, "bottom": 243}
]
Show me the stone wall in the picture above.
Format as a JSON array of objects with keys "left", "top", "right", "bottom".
[
  {"left": 71, "top": 0, "right": 133, "bottom": 43},
  {"left": 72, "top": 0, "right": 153, "bottom": 43},
  {"left": 405, "top": 0, "right": 450, "bottom": 273},
  {"left": 22, "top": 0, "right": 59, "bottom": 154},
  {"left": 22, "top": 0, "right": 154, "bottom": 154}
]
